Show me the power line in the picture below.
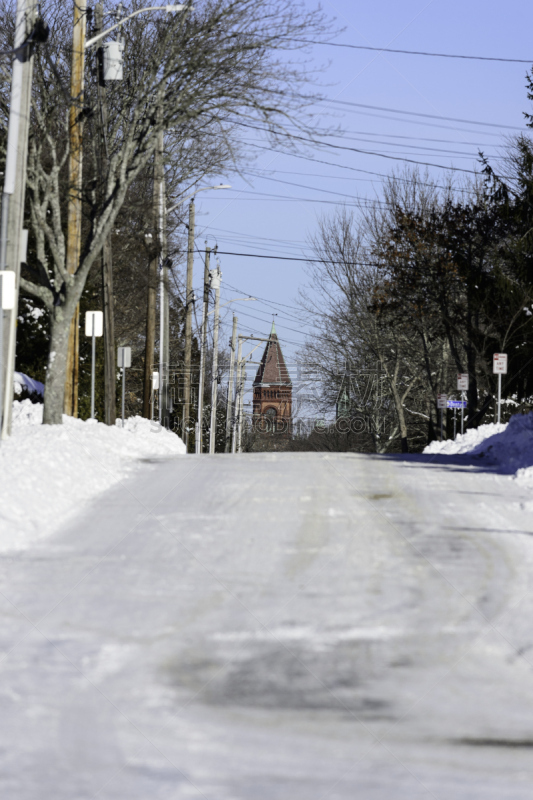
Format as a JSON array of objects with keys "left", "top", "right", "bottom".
[
  {"left": 283, "top": 38, "right": 533, "bottom": 64},
  {"left": 243, "top": 146, "right": 484, "bottom": 192},
  {"left": 237, "top": 122, "right": 482, "bottom": 173},
  {"left": 213, "top": 249, "right": 380, "bottom": 267},
  {"left": 223, "top": 281, "right": 304, "bottom": 312},
  {"left": 245, "top": 167, "right": 479, "bottom": 194},
  {"left": 317, "top": 99, "right": 525, "bottom": 131}
]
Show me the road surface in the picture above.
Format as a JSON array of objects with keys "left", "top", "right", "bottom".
[{"left": 1, "top": 451, "right": 533, "bottom": 799}]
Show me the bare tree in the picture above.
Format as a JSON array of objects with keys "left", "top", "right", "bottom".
[{"left": 1, "top": 0, "right": 331, "bottom": 423}]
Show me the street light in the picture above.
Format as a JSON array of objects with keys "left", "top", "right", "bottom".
[
  {"left": 164, "top": 184, "right": 231, "bottom": 449},
  {"left": 166, "top": 184, "right": 231, "bottom": 215},
  {"left": 85, "top": 5, "right": 188, "bottom": 48}
]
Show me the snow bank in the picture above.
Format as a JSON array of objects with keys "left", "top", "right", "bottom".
[
  {"left": 0, "top": 400, "right": 186, "bottom": 553},
  {"left": 423, "top": 421, "right": 508, "bottom": 456},
  {"left": 13, "top": 371, "right": 44, "bottom": 397},
  {"left": 423, "top": 412, "right": 533, "bottom": 483}
]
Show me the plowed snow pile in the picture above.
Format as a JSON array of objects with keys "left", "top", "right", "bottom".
[
  {"left": 0, "top": 400, "right": 186, "bottom": 552},
  {"left": 424, "top": 411, "right": 533, "bottom": 483}
]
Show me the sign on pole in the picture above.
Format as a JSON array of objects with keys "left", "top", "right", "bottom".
[
  {"left": 447, "top": 400, "right": 467, "bottom": 409},
  {"left": 493, "top": 353, "right": 508, "bottom": 375},
  {"left": 85, "top": 311, "right": 103, "bottom": 419},
  {"left": 85, "top": 310, "right": 103, "bottom": 337},
  {"left": 493, "top": 353, "right": 507, "bottom": 424},
  {"left": 117, "top": 346, "right": 132, "bottom": 427},
  {"left": 117, "top": 346, "right": 131, "bottom": 369},
  {"left": 0, "top": 271, "right": 15, "bottom": 310},
  {"left": 457, "top": 373, "right": 469, "bottom": 391}
]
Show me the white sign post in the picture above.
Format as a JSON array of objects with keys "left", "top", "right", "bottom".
[
  {"left": 457, "top": 373, "right": 469, "bottom": 434},
  {"left": 85, "top": 311, "right": 103, "bottom": 419},
  {"left": 117, "top": 346, "right": 132, "bottom": 428},
  {"left": 493, "top": 353, "right": 508, "bottom": 424},
  {"left": 151, "top": 371, "right": 159, "bottom": 421},
  {"left": 437, "top": 393, "right": 447, "bottom": 441}
]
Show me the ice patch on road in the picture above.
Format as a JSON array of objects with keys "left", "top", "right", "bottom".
[
  {"left": 0, "top": 400, "right": 186, "bottom": 553},
  {"left": 424, "top": 412, "right": 533, "bottom": 483}
]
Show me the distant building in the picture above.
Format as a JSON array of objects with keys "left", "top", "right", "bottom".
[{"left": 252, "top": 322, "right": 292, "bottom": 447}]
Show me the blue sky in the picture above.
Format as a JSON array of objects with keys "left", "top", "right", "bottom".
[{"left": 184, "top": 0, "right": 531, "bottom": 373}]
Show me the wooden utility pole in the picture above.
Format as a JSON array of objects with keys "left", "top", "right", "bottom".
[
  {"left": 94, "top": 2, "right": 116, "bottom": 425},
  {"left": 195, "top": 245, "right": 211, "bottom": 453},
  {"left": 142, "top": 132, "right": 164, "bottom": 419},
  {"left": 64, "top": 0, "right": 87, "bottom": 417},
  {"left": 208, "top": 264, "right": 221, "bottom": 453},
  {"left": 1, "top": 0, "right": 37, "bottom": 438},
  {"left": 182, "top": 198, "right": 195, "bottom": 449},
  {"left": 224, "top": 315, "right": 237, "bottom": 452}
]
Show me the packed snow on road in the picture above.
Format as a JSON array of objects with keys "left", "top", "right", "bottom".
[{"left": 1, "top": 405, "right": 533, "bottom": 798}]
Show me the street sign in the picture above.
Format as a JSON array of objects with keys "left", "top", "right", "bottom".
[
  {"left": 85, "top": 310, "right": 103, "bottom": 337},
  {"left": 85, "top": 311, "right": 103, "bottom": 419},
  {"left": 493, "top": 353, "right": 508, "bottom": 374},
  {"left": 117, "top": 346, "right": 131, "bottom": 368},
  {"left": 457, "top": 373, "right": 469, "bottom": 391},
  {"left": 0, "top": 271, "right": 15, "bottom": 310},
  {"left": 447, "top": 400, "right": 467, "bottom": 409},
  {"left": 118, "top": 347, "right": 132, "bottom": 428},
  {"left": 437, "top": 393, "right": 447, "bottom": 409}
]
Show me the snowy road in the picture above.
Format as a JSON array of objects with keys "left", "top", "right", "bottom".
[{"left": 2, "top": 451, "right": 533, "bottom": 799}]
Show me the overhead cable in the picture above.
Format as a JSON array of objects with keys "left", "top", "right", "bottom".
[{"left": 283, "top": 38, "right": 533, "bottom": 64}]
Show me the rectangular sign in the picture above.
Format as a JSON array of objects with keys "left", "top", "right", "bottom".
[
  {"left": 437, "top": 393, "right": 447, "bottom": 409},
  {"left": 117, "top": 346, "right": 131, "bottom": 368},
  {"left": 447, "top": 400, "right": 467, "bottom": 409},
  {"left": 85, "top": 310, "right": 103, "bottom": 337},
  {"left": 0, "top": 270, "right": 15, "bottom": 310},
  {"left": 457, "top": 373, "right": 469, "bottom": 391},
  {"left": 493, "top": 353, "right": 508, "bottom": 374}
]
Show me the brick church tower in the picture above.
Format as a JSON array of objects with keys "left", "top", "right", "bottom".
[{"left": 252, "top": 322, "right": 292, "bottom": 440}]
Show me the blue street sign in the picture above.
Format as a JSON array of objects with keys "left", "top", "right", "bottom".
[{"left": 447, "top": 400, "right": 467, "bottom": 409}]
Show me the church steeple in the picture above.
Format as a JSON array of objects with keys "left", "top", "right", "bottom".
[
  {"left": 252, "top": 327, "right": 292, "bottom": 441},
  {"left": 253, "top": 325, "right": 291, "bottom": 388}
]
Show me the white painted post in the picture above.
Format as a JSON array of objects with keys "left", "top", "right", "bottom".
[
  {"left": 85, "top": 311, "right": 103, "bottom": 419},
  {"left": 91, "top": 316, "right": 96, "bottom": 418}
]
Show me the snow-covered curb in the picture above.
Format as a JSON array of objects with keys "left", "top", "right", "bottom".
[
  {"left": 423, "top": 412, "right": 533, "bottom": 484},
  {"left": 0, "top": 400, "right": 186, "bottom": 553}
]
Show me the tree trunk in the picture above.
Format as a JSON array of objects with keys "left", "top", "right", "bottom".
[{"left": 43, "top": 307, "right": 75, "bottom": 425}]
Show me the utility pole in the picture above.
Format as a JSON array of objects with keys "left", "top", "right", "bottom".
[
  {"left": 94, "top": 2, "right": 116, "bottom": 425},
  {"left": 209, "top": 264, "right": 221, "bottom": 454},
  {"left": 224, "top": 315, "right": 237, "bottom": 453},
  {"left": 195, "top": 245, "right": 211, "bottom": 453},
  {"left": 64, "top": 0, "right": 88, "bottom": 417},
  {"left": 231, "top": 335, "right": 243, "bottom": 453},
  {"left": 159, "top": 159, "right": 169, "bottom": 428},
  {"left": 142, "top": 132, "right": 164, "bottom": 419},
  {"left": 0, "top": 0, "right": 37, "bottom": 438},
  {"left": 1, "top": 3, "right": 35, "bottom": 433},
  {"left": 182, "top": 198, "right": 195, "bottom": 450},
  {"left": 237, "top": 360, "right": 246, "bottom": 453}
]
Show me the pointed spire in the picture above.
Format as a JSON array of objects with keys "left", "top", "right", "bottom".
[{"left": 270, "top": 318, "right": 277, "bottom": 337}]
